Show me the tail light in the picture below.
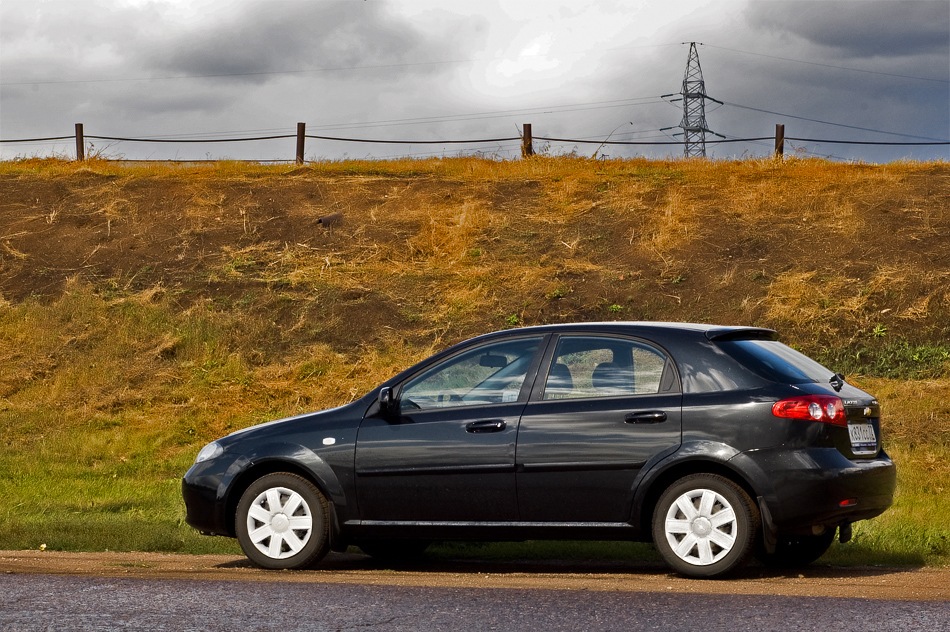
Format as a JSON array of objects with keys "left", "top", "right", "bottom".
[{"left": 772, "top": 394, "right": 847, "bottom": 427}]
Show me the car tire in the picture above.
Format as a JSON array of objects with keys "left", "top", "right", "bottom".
[
  {"left": 756, "top": 529, "right": 836, "bottom": 568},
  {"left": 652, "top": 473, "right": 760, "bottom": 578},
  {"left": 235, "top": 472, "right": 330, "bottom": 570}
]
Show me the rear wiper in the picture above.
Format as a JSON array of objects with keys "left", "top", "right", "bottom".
[{"left": 829, "top": 373, "right": 845, "bottom": 392}]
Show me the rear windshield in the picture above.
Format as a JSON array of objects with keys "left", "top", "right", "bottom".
[{"left": 716, "top": 339, "right": 835, "bottom": 384}]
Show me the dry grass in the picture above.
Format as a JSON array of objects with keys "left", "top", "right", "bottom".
[
  {"left": 2, "top": 154, "right": 947, "bottom": 353},
  {"left": 1, "top": 155, "right": 948, "bottom": 558}
]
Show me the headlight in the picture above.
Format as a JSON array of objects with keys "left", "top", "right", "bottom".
[{"left": 194, "top": 441, "right": 224, "bottom": 464}]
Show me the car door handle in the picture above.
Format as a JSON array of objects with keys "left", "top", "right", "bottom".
[
  {"left": 624, "top": 411, "right": 668, "bottom": 424},
  {"left": 465, "top": 420, "right": 507, "bottom": 433}
]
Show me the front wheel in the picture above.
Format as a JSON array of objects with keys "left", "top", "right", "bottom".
[
  {"left": 235, "top": 472, "right": 330, "bottom": 570},
  {"left": 652, "top": 473, "right": 760, "bottom": 578}
]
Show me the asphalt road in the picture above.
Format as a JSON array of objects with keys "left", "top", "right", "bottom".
[
  {"left": 1, "top": 551, "right": 948, "bottom": 631},
  {"left": 1, "top": 572, "right": 948, "bottom": 632}
]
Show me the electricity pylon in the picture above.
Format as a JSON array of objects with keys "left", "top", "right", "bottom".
[{"left": 662, "top": 42, "right": 723, "bottom": 158}]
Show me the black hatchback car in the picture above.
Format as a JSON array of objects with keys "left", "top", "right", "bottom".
[{"left": 182, "top": 322, "right": 896, "bottom": 578}]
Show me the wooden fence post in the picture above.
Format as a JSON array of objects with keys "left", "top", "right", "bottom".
[
  {"left": 521, "top": 123, "right": 534, "bottom": 158},
  {"left": 774, "top": 123, "right": 785, "bottom": 158},
  {"left": 75, "top": 123, "right": 85, "bottom": 161},
  {"left": 296, "top": 122, "right": 306, "bottom": 165}
]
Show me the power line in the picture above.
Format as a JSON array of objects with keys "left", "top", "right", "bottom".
[
  {"left": 785, "top": 138, "right": 950, "bottom": 146},
  {"left": 704, "top": 44, "right": 950, "bottom": 84},
  {"left": 308, "top": 97, "right": 666, "bottom": 131},
  {"left": 720, "top": 101, "right": 949, "bottom": 141}
]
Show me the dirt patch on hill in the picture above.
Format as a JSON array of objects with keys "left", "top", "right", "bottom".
[{"left": 2, "top": 159, "right": 948, "bottom": 355}]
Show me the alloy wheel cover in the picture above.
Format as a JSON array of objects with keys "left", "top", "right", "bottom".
[
  {"left": 663, "top": 487, "right": 739, "bottom": 566},
  {"left": 245, "top": 486, "right": 314, "bottom": 559}
]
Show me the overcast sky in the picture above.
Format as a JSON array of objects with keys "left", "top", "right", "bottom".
[{"left": 1, "top": 0, "right": 948, "bottom": 162}]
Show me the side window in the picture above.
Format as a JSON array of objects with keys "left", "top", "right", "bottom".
[
  {"left": 401, "top": 337, "right": 542, "bottom": 410},
  {"left": 542, "top": 336, "right": 668, "bottom": 400}
]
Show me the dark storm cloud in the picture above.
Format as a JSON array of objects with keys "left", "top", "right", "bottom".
[
  {"left": 1, "top": 0, "right": 945, "bottom": 162},
  {"left": 138, "top": 1, "right": 466, "bottom": 83},
  {"left": 0, "top": 0, "right": 480, "bottom": 146},
  {"left": 746, "top": 0, "right": 949, "bottom": 59},
  {"left": 708, "top": 1, "right": 949, "bottom": 145},
  {"left": 0, "top": 0, "right": 162, "bottom": 83}
]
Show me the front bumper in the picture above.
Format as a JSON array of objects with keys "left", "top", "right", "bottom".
[{"left": 181, "top": 460, "right": 232, "bottom": 536}]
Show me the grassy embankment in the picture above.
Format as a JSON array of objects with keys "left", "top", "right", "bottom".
[{"left": 0, "top": 156, "right": 947, "bottom": 566}]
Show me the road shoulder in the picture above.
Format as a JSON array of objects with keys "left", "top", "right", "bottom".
[{"left": 1, "top": 550, "right": 947, "bottom": 601}]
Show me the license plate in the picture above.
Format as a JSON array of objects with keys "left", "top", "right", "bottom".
[{"left": 849, "top": 423, "right": 877, "bottom": 453}]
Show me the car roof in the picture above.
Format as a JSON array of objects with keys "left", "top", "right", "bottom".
[{"left": 483, "top": 321, "right": 776, "bottom": 340}]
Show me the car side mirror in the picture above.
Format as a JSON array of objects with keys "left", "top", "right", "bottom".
[{"left": 379, "top": 386, "right": 397, "bottom": 417}]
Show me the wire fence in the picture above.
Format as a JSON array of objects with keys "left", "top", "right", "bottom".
[{"left": 2, "top": 123, "right": 948, "bottom": 163}]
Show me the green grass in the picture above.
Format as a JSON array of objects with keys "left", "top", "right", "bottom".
[
  {"left": 0, "top": 421, "right": 946, "bottom": 568},
  {"left": 0, "top": 283, "right": 947, "bottom": 566},
  {"left": 1, "top": 157, "right": 948, "bottom": 569},
  {"left": 818, "top": 340, "right": 950, "bottom": 380},
  {"left": 0, "top": 424, "right": 236, "bottom": 555}
]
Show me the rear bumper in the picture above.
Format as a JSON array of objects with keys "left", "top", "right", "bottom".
[{"left": 735, "top": 447, "right": 896, "bottom": 532}]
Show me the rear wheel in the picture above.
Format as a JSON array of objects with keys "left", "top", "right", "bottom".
[
  {"left": 757, "top": 529, "right": 836, "bottom": 568},
  {"left": 235, "top": 472, "right": 330, "bottom": 570},
  {"left": 652, "top": 473, "right": 759, "bottom": 578}
]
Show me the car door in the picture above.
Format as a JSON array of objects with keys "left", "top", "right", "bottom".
[
  {"left": 516, "top": 334, "right": 682, "bottom": 523},
  {"left": 355, "top": 335, "right": 545, "bottom": 522}
]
